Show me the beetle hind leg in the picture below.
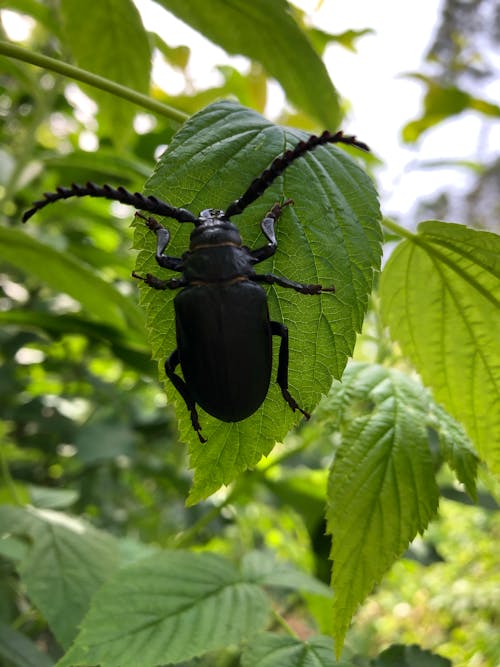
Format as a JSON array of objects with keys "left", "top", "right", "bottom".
[
  {"left": 271, "top": 321, "right": 310, "bottom": 420},
  {"left": 165, "top": 350, "right": 206, "bottom": 443}
]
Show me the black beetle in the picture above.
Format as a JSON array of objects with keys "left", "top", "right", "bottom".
[{"left": 23, "top": 130, "right": 369, "bottom": 441}]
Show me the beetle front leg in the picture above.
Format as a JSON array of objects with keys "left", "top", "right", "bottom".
[
  {"left": 271, "top": 321, "right": 310, "bottom": 419},
  {"left": 255, "top": 273, "right": 335, "bottom": 294},
  {"left": 250, "top": 200, "right": 293, "bottom": 264},
  {"left": 165, "top": 350, "right": 206, "bottom": 443},
  {"left": 135, "top": 212, "right": 184, "bottom": 272}
]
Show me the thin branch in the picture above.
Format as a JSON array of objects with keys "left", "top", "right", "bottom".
[{"left": 0, "top": 41, "right": 188, "bottom": 124}]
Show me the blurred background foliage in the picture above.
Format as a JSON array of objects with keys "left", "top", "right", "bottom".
[{"left": 0, "top": 0, "right": 499, "bottom": 665}]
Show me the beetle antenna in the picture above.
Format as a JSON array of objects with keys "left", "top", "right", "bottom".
[
  {"left": 225, "top": 130, "right": 369, "bottom": 218},
  {"left": 22, "top": 182, "right": 199, "bottom": 224}
]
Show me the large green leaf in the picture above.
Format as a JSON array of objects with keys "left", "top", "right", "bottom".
[
  {"left": 0, "top": 506, "right": 119, "bottom": 649},
  {"left": 0, "top": 226, "right": 145, "bottom": 335},
  {"left": 133, "top": 100, "right": 381, "bottom": 502},
  {"left": 154, "top": 0, "right": 342, "bottom": 128},
  {"left": 59, "top": 0, "right": 151, "bottom": 144},
  {"left": 57, "top": 550, "right": 270, "bottom": 667},
  {"left": 323, "top": 364, "right": 445, "bottom": 652},
  {"left": 380, "top": 221, "right": 500, "bottom": 475}
]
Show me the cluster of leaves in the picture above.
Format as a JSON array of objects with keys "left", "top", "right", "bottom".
[{"left": 0, "top": 1, "right": 499, "bottom": 666}]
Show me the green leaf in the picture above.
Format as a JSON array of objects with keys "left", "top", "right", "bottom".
[
  {"left": 308, "top": 27, "right": 373, "bottom": 55},
  {"left": 59, "top": 0, "right": 151, "bottom": 144},
  {"left": 0, "top": 227, "right": 145, "bottom": 335},
  {"left": 379, "top": 221, "right": 500, "bottom": 475},
  {"left": 0, "top": 622, "right": 54, "bottom": 667},
  {"left": 241, "top": 633, "right": 355, "bottom": 667},
  {"left": 241, "top": 551, "right": 331, "bottom": 597},
  {"left": 402, "top": 76, "right": 500, "bottom": 142},
  {"left": 0, "top": 506, "right": 120, "bottom": 648},
  {"left": 57, "top": 550, "right": 270, "bottom": 667},
  {"left": 427, "top": 402, "right": 478, "bottom": 500},
  {"left": 373, "top": 643, "right": 452, "bottom": 666},
  {"left": 28, "top": 484, "right": 79, "bottom": 509},
  {"left": 323, "top": 364, "right": 440, "bottom": 652},
  {"left": 155, "top": 0, "right": 342, "bottom": 128},
  {"left": 133, "top": 100, "right": 381, "bottom": 502}
]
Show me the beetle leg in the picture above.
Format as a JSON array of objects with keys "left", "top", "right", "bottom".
[
  {"left": 135, "top": 212, "right": 184, "bottom": 272},
  {"left": 250, "top": 200, "right": 293, "bottom": 264},
  {"left": 270, "top": 321, "right": 310, "bottom": 420},
  {"left": 165, "top": 351, "right": 206, "bottom": 443},
  {"left": 132, "top": 271, "right": 187, "bottom": 290},
  {"left": 254, "top": 273, "right": 335, "bottom": 294}
]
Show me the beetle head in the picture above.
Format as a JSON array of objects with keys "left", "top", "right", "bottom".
[{"left": 190, "top": 209, "right": 242, "bottom": 249}]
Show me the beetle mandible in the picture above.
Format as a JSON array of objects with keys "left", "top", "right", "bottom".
[{"left": 23, "top": 130, "right": 369, "bottom": 442}]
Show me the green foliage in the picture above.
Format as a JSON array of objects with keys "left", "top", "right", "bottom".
[
  {"left": 59, "top": 0, "right": 151, "bottom": 145},
  {"left": 402, "top": 75, "right": 500, "bottom": 142},
  {"left": 0, "top": 1, "right": 498, "bottom": 666},
  {"left": 156, "top": 0, "right": 342, "bottom": 128},
  {"left": 134, "top": 100, "right": 381, "bottom": 501}
]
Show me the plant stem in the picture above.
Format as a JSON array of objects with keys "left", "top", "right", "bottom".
[
  {"left": 0, "top": 41, "right": 188, "bottom": 124},
  {"left": 381, "top": 216, "right": 416, "bottom": 240},
  {"left": 270, "top": 608, "right": 299, "bottom": 637}
]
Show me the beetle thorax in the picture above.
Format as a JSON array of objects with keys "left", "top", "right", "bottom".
[{"left": 190, "top": 215, "right": 242, "bottom": 251}]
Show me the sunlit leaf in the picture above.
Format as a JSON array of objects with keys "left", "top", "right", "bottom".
[
  {"left": 323, "top": 364, "right": 441, "bottom": 652},
  {"left": 380, "top": 221, "right": 500, "bottom": 475}
]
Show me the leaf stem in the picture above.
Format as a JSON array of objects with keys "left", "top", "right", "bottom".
[
  {"left": 381, "top": 217, "right": 416, "bottom": 241},
  {"left": 270, "top": 608, "right": 299, "bottom": 637},
  {"left": 0, "top": 41, "right": 188, "bottom": 124},
  {"left": 173, "top": 485, "right": 239, "bottom": 548}
]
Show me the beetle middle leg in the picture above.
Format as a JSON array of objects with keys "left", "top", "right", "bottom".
[
  {"left": 255, "top": 273, "right": 335, "bottom": 294},
  {"left": 165, "top": 350, "right": 206, "bottom": 443},
  {"left": 132, "top": 271, "right": 187, "bottom": 290},
  {"left": 271, "top": 321, "right": 310, "bottom": 420}
]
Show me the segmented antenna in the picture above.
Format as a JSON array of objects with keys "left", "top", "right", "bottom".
[
  {"left": 225, "top": 131, "right": 370, "bottom": 219},
  {"left": 22, "top": 182, "right": 199, "bottom": 224}
]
